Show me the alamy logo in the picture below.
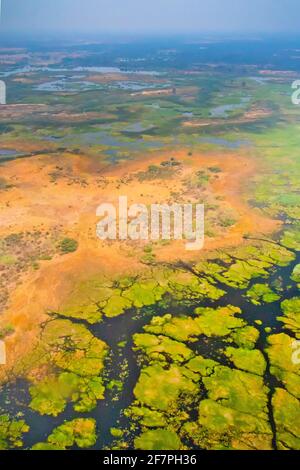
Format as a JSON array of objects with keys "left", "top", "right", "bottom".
[
  {"left": 291, "top": 80, "right": 300, "bottom": 105},
  {"left": 96, "top": 196, "right": 205, "bottom": 251},
  {"left": 0, "top": 340, "right": 6, "bottom": 365},
  {"left": 292, "top": 340, "right": 300, "bottom": 365},
  {"left": 0, "top": 80, "right": 6, "bottom": 104}
]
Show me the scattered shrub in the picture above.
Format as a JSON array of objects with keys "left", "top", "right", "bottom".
[
  {"left": 59, "top": 238, "right": 78, "bottom": 254},
  {"left": 0, "top": 324, "right": 15, "bottom": 339}
]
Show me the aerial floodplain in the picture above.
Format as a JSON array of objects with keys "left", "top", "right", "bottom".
[{"left": 0, "top": 0, "right": 299, "bottom": 457}]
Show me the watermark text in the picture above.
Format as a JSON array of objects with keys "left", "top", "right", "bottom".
[{"left": 96, "top": 196, "right": 204, "bottom": 251}]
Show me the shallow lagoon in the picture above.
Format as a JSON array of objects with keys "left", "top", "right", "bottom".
[
  {"left": 35, "top": 78, "right": 167, "bottom": 93},
  {"left": 0, "top": 149, "right": 20, "bottom": 156},
  {"left": 35, "top": 79, "right": 103, "bottom": 92},
  {"left": 43, "top": 129, "right": 164, "bottom": 152},
  {"left": 0, "top": 149, "right": 25, "bottom": 162},
  {"left": 210, "top": 97, "right": 250, "bottom": 118},
  {"left": 198, "top": 137, "right": 252, "bottom": 149}
]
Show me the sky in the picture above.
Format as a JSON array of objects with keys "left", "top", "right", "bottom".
[{"left": 1, "top": 0, "right": 300, "bottom": 35}]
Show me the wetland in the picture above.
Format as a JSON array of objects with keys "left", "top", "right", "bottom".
[{"left": 0, "top": 35, "right": 299, "bottom": 451}]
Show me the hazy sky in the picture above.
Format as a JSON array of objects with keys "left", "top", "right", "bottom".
[{"left": 2, "top": 0, "right": 300, "bottom": 34}]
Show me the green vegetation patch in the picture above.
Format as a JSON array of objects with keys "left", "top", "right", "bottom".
[
  {"left": 272, "top": 388, "right": 300, "bottom": 450},
  {"left": 135, "top": 429, "right": 182, "bottom": 450},
  {"left": 186, "top": 356, "right": 219, "bottom": 376},
  {"left": 196, "top": 243, "right": 295, "bottom": 290},
  {"left": 0, "top": 415, "right": 29, "bottom": 450},
  {"left": 203, "top": 366, "right": 269, "bottom": 418},
  {"left": 32, "top": 418, "right": 97, "bottom": 450},
  {"left": 29, "top": 320, "right": 107, "bottom": 415},
  {"left": 291, "top": 264, "right": 300, "bottom": 284},
  {"left": 245, "top": 284, "right": 280, "bottom": 305},
  {"left": 134, "top": 363, "right": 198, "bottom": 411},
  {"left": 167, "top": 270, "right": 225, "bottom": 302},
  {"left": 110, "top": 428, "right": 124, "bottom": 438},
  {"left": 42, "top": 319, "right": 107, "bottom": 376},
  {"left": 123, "top": 280, "right": 165, "bottom": 308},
  {"left": 59, "top": 278, "right": 115, "bottom": 323},
  {"left": 266, "top": 333, "right": 300, "bottom": 398},
  {"left": 59, "top": 238, "right": 78, "bottom": 254},
  {"left": 0, "top": 254, "right": 17, "bottom": 266},
  {"left": 225, "top": 347, "right": 266, "bottom": 375},
  {"left": 184, "top": 399, "right": 272, "bottom": 450},
  {"left": 144, "top": 314, "right": 202, "bottom": 342},
  {"left": 29, "top": 372, "right": 105, "bottom": 415},
  {"left": 0, "top": 324, "right": 15, "bottom": 340},
  {"left": 281, "top": 228, "right": 300, "bottom": 251},
  {"left": 144, "top": 306, "right": 244, "bottom": 342},
  {"left": 133, "top": 333, "right": 194, "bottom": 363},
  {"left": 230, "top": 326, "right": 259, "bottom": 350},
  {"left": 58, "top": 266, "right": 225, "bottom": 324},
  {"left": 103, "top": 295, "right": 132, "bottom": 318},
  {"left": 193, "top": 305, "right": 245, "bottom": 337},
  {"left": 183, "top": 366, "right": 272, "bottom": 450},
  {"left": 279, "top": 297, "right": 300, "bottom": 337},
  {"left": 127, "top": 407, "right": 167, "bottom": 428}
]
